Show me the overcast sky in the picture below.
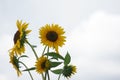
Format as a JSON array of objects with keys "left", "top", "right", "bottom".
[{"left": 0, "top": 0, "right": 120, "bottom": 80}]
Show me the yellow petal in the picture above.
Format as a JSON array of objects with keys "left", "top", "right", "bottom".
[
  {"left": 26, "top": 30, "right": 32, "bottom": 34},
  {"left": 16, "top": 20, "right": 22, "bottom": 30},
  {"left": 22, "top": 23, "right": 29, "bottom": 30}
]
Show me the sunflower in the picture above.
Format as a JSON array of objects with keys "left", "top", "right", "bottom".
[
  {"left": 9, "top": 20, "right": 31, "bottom": 55},
  {"left": 9, "top": 53, "right": 21, "bottom": 76},
  {"left": 35, "top": 56, "right": 50, "bottom": 74},
  {"left": 39, "top": 24, "right": 66, "bottom": 53},
  {"left": 62, "top": 65, "right": 76, "bottom": 78}
]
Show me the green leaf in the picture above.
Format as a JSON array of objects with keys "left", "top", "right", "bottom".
[
  {"left": 45, "top": 52, "right": 64, "bottom": 60},
  {"left": 51, "top": 69, "right": 63, "bottom": 74},
  {"left": 64, "top": 52, "right": 71, "bottom": 65},
  {"left": 50, "top": 62, "right": 62, "bottom": 68},
  {"left": 23, "top": 67, "right": 36, "bottom": 71}
]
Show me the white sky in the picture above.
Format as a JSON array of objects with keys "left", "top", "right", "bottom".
[{"left": 0, "top": 0, "right": 120, "bottom": 80}]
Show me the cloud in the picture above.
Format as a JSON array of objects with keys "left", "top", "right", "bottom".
[
  {"left": 65, "top": 11, "right": 120, "bottom": 80},
  {"left": 0, "top": 75, "right": 7, "bottom": 80}
]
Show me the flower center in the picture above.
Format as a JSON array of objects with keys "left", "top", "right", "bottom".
[
  {"left": 41, "top": 61, "right": 46, "bottom": 69},
  {"left": 14, "top": 31, "right": 20, "bottom": 44},
  {"left": 46, "top": 31, "right": 58, "bottom": 42}
]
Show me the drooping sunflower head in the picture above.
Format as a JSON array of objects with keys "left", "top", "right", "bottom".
[
  {"left": 11, "top": 20, "right": 31, "bottom": 55},
  {"left": 35, "top": 56, "right": 50, "bottom": 74},
  {"left": 62, "top": 65, "right": 76, "bottom": 78},
  {"left": 39, "top": 24, "right": 66, "bottom": 53},
  {"left": 9, "top": 54, "right": 21, "bottom": 77}
]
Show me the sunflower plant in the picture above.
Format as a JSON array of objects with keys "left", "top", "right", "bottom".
[{"left": 9, "top": 20, "right": 76, "bottom": 80}]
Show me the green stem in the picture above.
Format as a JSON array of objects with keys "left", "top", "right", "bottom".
[
  {"left": 58, "top": 70, "right": 63, "bottom": 80},
  {"left": 58, "top": 73, "right": 61, "bottom": 80},
  {"left": 42, "top": 73, "right": 45, "bottom": 80},
  {"left": 45, "top": 72, "right": 47, "bottom": 80},
  {"left": 45, "top": 71, "right": 50, "bottom": 80},
  {"left": 19, "top": 61, "right": 34, "bottom": 80},
  {"left": 46, "top": 46, "right": 49, "bottom": 58},
  {"left": 47, "top": 71, "right": 50, "bottom": 80},
  {"left": 42, "top": 46, "right": 47, "bottom": 56},
  {"left": 46, "top": 46, "right": 50, "bottom": 80},
  {"left": 26, "top": 40, "right": 38, "bottom": 59}
]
